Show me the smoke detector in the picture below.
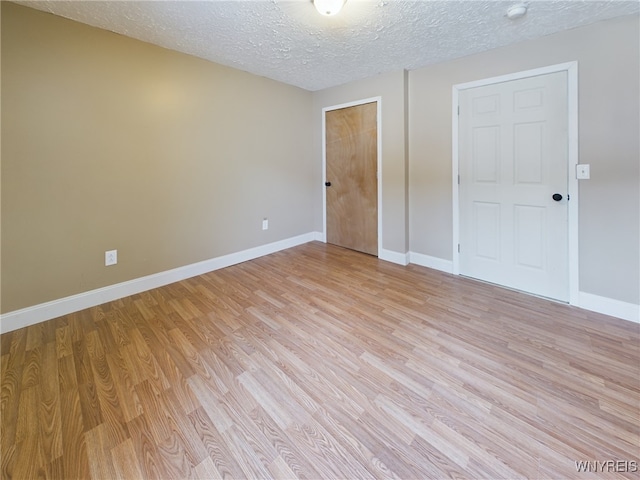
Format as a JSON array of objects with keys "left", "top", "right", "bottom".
[{"left": 506, "top": 3, "right": 528, "bottom": 20}]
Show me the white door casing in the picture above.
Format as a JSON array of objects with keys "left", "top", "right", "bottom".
[{"left": 456, "top": 68, "right": 574, "bottom": 302}]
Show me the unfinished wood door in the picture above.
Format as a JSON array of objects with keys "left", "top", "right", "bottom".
[{"left": 325, "top": 102, "right": 378, "bottom": 256}]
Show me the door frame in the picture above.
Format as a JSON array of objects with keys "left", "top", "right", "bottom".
[
  {"left": 452, "top": 62, "right": 579, "bottom": 304},
  {"left": 322, "top": 97, "right": 383, "bottom": 257}
]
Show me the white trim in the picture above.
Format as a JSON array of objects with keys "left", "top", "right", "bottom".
[
  {"left": 4, "top": 231, "right": 635, "bottom": 333},
  {"left": 565, "top": 63, "right": 580, "bottom": 306},
  {"left": 452, "top": 62, "right": 579, "bottom": 303},
  {"left": 409, "top": 252, "right": 454, "bottom": 274},
  {"left": 454, "top": 62, "right": 579, "bottom": 91},
  {"left": 0, "top": 232, "right": 322, "bottom": 334},
  {"left": 309, "top": 231, "right": 324, "bottom": 242},
  {"left": 379, "top": 249, "right": 409, "bottom": 266},
  {"left": 408, "top": 252, "right": 637, "bottom": 323},
  {"left": 322, "top": 97, "right": 383, "bottom": 256},
  {"left": 321, "top": 108, "right": 328, "bottom": 243},
  {"left": 577, "top": 292, "right": 640, "bottom": 324},
  {"left": 452, "top": 87, "right": 461, "bottom": 275}
]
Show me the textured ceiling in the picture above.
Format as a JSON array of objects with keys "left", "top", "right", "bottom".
[{"left": 16, "top": 0, "right": 640, "bottom": 91}]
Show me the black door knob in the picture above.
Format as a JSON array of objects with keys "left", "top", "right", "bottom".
[
  {"left": 325, "top": 182, "right": 332, "bottom": 187},
  {"left": 552, "top": 193, "right": 563, "bottom": 201}
]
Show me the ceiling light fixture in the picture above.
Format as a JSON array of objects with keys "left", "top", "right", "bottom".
[{"left": 313, "top": 0, "right": 346, "bottom": 16}]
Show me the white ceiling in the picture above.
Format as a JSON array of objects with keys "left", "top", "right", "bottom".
[{"left": 16, "top": 0, "right": 640, "bottom": 91}]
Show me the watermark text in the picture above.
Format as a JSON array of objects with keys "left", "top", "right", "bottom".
[{"left": 575, "top": 460, "right": 638, "bottom": 473}]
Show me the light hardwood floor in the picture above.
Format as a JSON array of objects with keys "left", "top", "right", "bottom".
[{"left": 2, "top": 242, "right": 639, "bottom": 479}]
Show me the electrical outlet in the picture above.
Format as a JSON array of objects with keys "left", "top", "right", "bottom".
[
  {"left": 105, "top": 249, "right": 117, "bottom": 266},
  {"left": 262, "top": 218, "right": 269, "bottom": 230}
]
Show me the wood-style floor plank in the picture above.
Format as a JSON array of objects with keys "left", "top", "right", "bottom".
[{"left": 1, "top": 242, "right": 638, "bottom": 479}]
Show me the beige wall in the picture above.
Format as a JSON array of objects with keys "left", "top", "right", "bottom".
[
  {"left": 409, "top": 15, "right": 640, "bottom": 305},
  {"left": 311, "top": 70, "right": 409, "bottom": 255},
  {"left": 1, "top": 3, "right": 314, "bottom": 313},
  {"left": 2, "top": 2, "right": 638, "bottom": 316}
]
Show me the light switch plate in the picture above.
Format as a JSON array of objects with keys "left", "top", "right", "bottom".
[{"left": 576, "top": 164, "right": 590, "bottom": 180}]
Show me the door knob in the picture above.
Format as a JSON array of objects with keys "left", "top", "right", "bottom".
[
  {"left": 325, "top": 182, "right": 332, "bottom": 187},
  {"left": 552, "top": 193, "right": 563, "bottom": 201}
]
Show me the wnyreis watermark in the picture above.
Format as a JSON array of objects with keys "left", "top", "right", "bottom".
[{"left": 575, "top": 460, "right": 638, "bottom": 473}]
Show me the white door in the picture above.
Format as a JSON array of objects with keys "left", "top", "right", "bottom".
[{"left": 459, "top": 71, "right": 569, "bottom": 301}]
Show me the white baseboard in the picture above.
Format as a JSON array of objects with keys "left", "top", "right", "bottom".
[
  {"left": 409, "top": 251, "right": 454, "bottom": 274},
  {"left": 406, "top": 250, "right": 637, "bottom": 322},
  {"left": 5, "top": 234, "right": 635, "bottom": 333},
  {"left": 379, "top": 249, "right": 409, "bottom": 266},
  {"left": 0, "top": 232, "right": 322, "bottom": 334},
  {"left": 577, "top": 292, "right": 640, "bottom": 324}
]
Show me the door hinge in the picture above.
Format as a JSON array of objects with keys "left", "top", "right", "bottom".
[
  {"left": 567, "top": 194, "right": 570, "bottom": 201},
  {"left": 457, "top": 175, "right": 460, "bottom": 185},
  {"left": 457, "top": 106, "right": 460, "bottom": 116},
  {"left": 458, "top": 244, "right": 460, "bottom": 253}
]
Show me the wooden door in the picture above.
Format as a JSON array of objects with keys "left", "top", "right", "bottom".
[
  {"left": 459, "top": 71, "right": 569, "bottom": 301},
  {"left": 325, "top": 102, "right": 378, "bottom": 256}
]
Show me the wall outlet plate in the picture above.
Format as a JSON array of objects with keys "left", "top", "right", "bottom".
[
  {"left": 105, "top": 249, "right": 118, "bottom": 266},
  {"left": 262, "top": 218, "right": 269, "bottom": 230}
]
